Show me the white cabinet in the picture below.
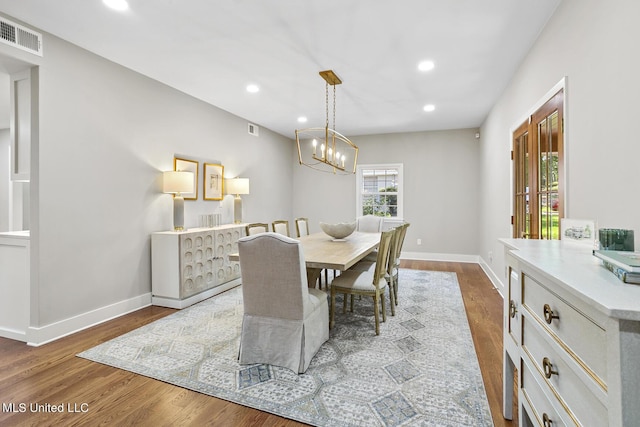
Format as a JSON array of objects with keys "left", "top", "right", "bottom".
[
  {"left": 501, "top": 239, "right": 640, "bottom": 426},
  {"left": 0, "top": 231, "right": 30, "bottom": 342},
  {"left": 151, "top": 224, "right": 245, "bottom": 308}
]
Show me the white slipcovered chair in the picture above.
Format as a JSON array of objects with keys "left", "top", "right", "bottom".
[
  {"left": 237, "top": 232, "right": 329, "bottom": 373},
  {"left": 356, "top": 214, "right": 383, "bottom": 233}
]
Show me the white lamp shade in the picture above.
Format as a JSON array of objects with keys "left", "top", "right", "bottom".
[
  {"left": 163, "top": 171, "right": 194, "bottom": 194},
  {"left": 225, "top": 178, "right": 250, "bottom": 195}
]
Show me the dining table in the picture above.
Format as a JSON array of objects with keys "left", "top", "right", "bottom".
[
  {"left": 298, "top": 231, "right": 381, "bottom": 287},
  {"left": 229, "top": 231, "right": 381, "bottom": 287}
]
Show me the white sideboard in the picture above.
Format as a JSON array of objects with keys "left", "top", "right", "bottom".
[
  {"left": 500, "top": 238, "right": 640, "bottom": 426},
  {"left": 151, "top": 224, "right": 245, "bottom": 309}
]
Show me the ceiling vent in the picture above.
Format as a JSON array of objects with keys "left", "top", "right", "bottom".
[
  {"left": 0, "top": 17, "right": 43, "bottom": 56},
  {"left": 248, "top": 123, "right": 259, "bottom": 136}
]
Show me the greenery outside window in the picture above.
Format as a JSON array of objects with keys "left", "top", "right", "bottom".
[{"left": 356, "top": 164, "right": 403, "bottom": 219}]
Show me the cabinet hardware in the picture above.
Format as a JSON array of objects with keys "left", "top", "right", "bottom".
[
  {"left": 542, "top": 413, "right": 553, "bottom": 427},
  {"left": 543, "top": 357, "right": 558, "bottom": 378},
  {"left": 543, "top": 304, "right": 559, "bottom": 324},
  {"left": 509, "top": 300, "right": 518, "bottom": 318}
]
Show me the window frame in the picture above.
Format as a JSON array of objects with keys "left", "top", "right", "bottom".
[{"left": 355, "top": 163, "right": 404, "bottom": 220}]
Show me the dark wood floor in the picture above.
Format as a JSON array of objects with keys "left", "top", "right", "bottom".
[{"left": 0, "top": 261, "right": 515, "bottom": 426}]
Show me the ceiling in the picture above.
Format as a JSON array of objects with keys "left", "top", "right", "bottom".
[{"left": 0, "top": 0, "right": 561, "bottom": 138}]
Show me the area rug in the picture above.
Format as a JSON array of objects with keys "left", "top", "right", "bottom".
[{"left": 78, "top": 270, "right": 492, "bottom": 426}]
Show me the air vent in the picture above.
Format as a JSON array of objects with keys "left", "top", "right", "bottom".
[
  {"left": 248, "top": 123, "right": 259, "bottom": 136},
  {"left": 0, "top": 17, "right": 43, "bottom": 56}
]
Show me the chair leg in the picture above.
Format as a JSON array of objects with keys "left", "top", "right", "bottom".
[
  {"left": 393, "top": 274, "right": 399, "bottom": 305},
  {"left": 373, "top": 294, "right": 380, "bottom": 335},
  {"left": 388, "top": 281, "right": 395, "bottom": 316},
  {"left": 342, "top": 293, "right": 348, "bottom": 313},
  {"left": 381, "top": 290, "right": 387, "bottom": 323}
]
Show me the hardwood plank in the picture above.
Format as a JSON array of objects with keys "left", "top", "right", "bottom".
[{"left": 0, "top": 262, "right": 514, "bottom": 426}]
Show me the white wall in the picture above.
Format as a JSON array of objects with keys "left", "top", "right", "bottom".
[
  {"left": 0, "top": 128, "right": 9, "bottom": 231},
  {"left": 292, "top": 128, "right": 481, "bottom": 258},
  {"left": 479, "top": 0, "right": 640, "bottom": 292},
  {"left": 32, "top": 33, "right": 293, "bottom": 333}
]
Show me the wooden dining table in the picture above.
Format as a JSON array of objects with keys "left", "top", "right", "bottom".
[
  {"left": 229, "top": 231, "right": 381, "bottom": 287},
  {"left": 298, "top": 231, "right": 381, "bottom": 287}
]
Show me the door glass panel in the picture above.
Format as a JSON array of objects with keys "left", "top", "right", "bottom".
[
  {"left": 513, "top": 130, "right": 530, "bottom": 238},
  {"left": 538, "top": 111, "right": 559, "bottom": 239}
]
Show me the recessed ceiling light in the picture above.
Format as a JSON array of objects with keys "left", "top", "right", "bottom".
[
  {"left": 418, "top": 60, "right": 435, "bottom": 72},
  {"left": 423, "top": 104, "right": 436, "bottom": 112},
  {"left": 297, "top": 116, "right": 308, "bottom": 123},
  {"left": 103, "top": 0, "right": 129, "bottom": 11},
  {"left": 246, "top": 84, "right": 260, "bottom": 93}
]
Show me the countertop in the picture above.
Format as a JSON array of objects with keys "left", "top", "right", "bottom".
[{"left": 500, "top": 238, "right": 640, "bottom": 321}]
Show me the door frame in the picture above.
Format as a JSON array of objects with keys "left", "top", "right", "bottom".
[{"left": 509, "top": 77, "right": 568, "bottom": 238}]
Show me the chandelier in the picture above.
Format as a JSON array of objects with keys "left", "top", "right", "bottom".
[{"left": 295, "top": 70, "right": 358, "bottom": 174}]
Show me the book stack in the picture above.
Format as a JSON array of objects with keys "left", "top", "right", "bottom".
[{"left": 593, "top": 250, "right": 640, "bottom": 285}]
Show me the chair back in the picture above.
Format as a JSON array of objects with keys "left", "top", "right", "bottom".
[
  {"left": 295, "top": 217, "right": 309, "bottom": 237},
  {"left": 387, "top": 226, "right": 403, "bottom": 275},
  {"left": 356, "top": 215, "right": 383, "bottom": 232},
  {"left": 372, "top": 229, "right": 394, "bottom": 286},
  {"left": 272, "top": 220, "right": 290, "bottom": 237},
  {"left": 246, "top": 223, "right": 269, "bottom": 236},
  {"left": 238, "top": 233, "right": 309, "bottom": 320},
  {"left": 395, "top": 223, "right": 410, "bottom": 265}
]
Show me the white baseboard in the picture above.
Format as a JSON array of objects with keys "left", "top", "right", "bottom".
[
  {"left": 478, "top": 256, "right": 505, "bottom": 297},
  {"left": 26, "top": 293, "right": 152, "bottom": 347},
  {"left": 0, "top": 326, "right": 27, "bottom": 342},
  {"left": 401, "top": 251, "right": 480, "bottom": 263}
]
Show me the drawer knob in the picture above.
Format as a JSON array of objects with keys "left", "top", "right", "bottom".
[
  {"left": 543, "top": 357, "right": 558, "bottom": 378},
  {"left": 542, "top": 413, "right": 553, "bottom": 427},
  {"left": 543, "top": 304, "right": 559, "bottom": 324},
  {"left": 509, "top": 300, "right": 518, "bottom": 318}
]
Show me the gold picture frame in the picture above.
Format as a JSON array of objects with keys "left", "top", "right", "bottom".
[
  {"left": 203, "top": 163, "right": 224, "bottom": 201},
  {"left": 174, "top": 157, "right": 198, "bottom": 200}
]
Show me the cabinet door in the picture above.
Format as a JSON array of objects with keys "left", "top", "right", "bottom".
[
  {"left": 179, "top": 230, "right": 216, "bottom": 298},
  {"left": 214, "top": 226, "right": 243, "bottom": 285}
]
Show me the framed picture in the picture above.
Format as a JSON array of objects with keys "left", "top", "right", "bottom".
[
  {"left": 203, "top": 163, "right": 224, "bottom": 201},
  {"left": 174, "top": 157, "right": 199, "bottom": 200},
  {"left": 560, "top": 218, "right": 596, "bottom": 246}
]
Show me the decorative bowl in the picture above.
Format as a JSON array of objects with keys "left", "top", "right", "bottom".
[{"left": 320, "top": 221, "right": 356, "bottom": 240}]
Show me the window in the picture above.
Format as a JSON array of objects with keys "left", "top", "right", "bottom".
[
  {"left": 356, "top": 164, "right": 403, "bottom": 219},
  {"left": 512, "top": 89, "right": 564, "bottom": 239}
]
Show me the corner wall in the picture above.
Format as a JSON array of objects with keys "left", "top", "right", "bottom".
[
  {"left": 479, "top": 0, "right": 640, "bottom": 293},
  {"left": 32, "top": 32, "right": 293, "bottom": 341}
]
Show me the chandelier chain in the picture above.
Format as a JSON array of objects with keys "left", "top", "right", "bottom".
[
  {"left": 333, "top": 84, "right": 336, "bottom": 131},
  {"left": 325, "top": 82, "right": 329, "bottom": 129}
]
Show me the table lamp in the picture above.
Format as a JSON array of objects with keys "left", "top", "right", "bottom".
[
  {"left": 225, "top": 178, "right": 250, "bottom": 224},
  {"left": 163, "top": 171, "right": 194, "bottom": 231}
]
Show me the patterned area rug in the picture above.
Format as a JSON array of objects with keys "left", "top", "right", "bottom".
[{"left": 78, "top": 270, "right": 492, "bottom": 426}]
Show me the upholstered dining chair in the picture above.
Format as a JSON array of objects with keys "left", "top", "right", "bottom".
[
  {"left": 356, "top": 215, "right": 383, "bottom": 233},
  {"left": 245, "top": 223, "right": 269, "bottom": 236},
  {"left": 237, "top": 232, "right": 329, "bottom": 373},
  {"left": 295, "top": 217, "right": 310, "bottom": 237},
  {"left": 349, "top": 224, "right": 403, "bottom": 316},
  {"left": 271, "top": 220, "right": 290, "bottom": 237},
  {"left": 390, "top": 223, "right": 410, "bottom": 305},
  {"left": 329, "top": 229, "right": 394, "bottom": 335}
]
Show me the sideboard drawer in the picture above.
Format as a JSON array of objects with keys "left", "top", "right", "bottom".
[
  {"left": 522, "top": 315, "right": 607, "bottom": 426},
  {"left": 521, "top": 358, "right": 568, "bottom": 427},
  {"left": 522, "top": 273, "right": 607, "bottom": 387}
]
